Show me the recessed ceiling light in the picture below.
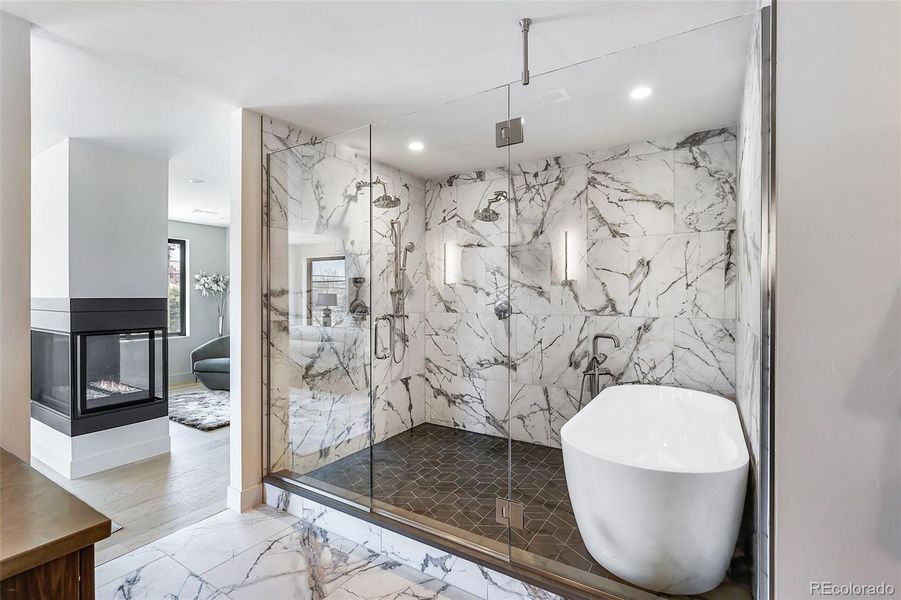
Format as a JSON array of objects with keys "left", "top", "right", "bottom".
[
  {"left": 408, "top": 141, "right": 424, "bottom": 152},
  {"left": 189, "top": 178, "right": 206, "bottom": 184},
  {"left": 629, "top": 86, "right": 653, "bottom": 100}
]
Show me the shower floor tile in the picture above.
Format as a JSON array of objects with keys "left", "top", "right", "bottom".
[{"left": 302, "top": 423, "right": 610, "bottom": 577}]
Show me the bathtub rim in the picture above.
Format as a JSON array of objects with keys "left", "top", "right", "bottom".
[{"left": 560, "top": 384, "right": 751, "bottom": 476}]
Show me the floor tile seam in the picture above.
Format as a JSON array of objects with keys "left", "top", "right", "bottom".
[
  {"left": 94, "top": 551, "right": 171, "bottom": 589},
  {"left": 188, "top": 520, "right": 302, "bottom": 579}
]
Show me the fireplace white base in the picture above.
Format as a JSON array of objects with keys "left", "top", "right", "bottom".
[{"left": 31, "top": 416, "right": 170, "bottom": 479}]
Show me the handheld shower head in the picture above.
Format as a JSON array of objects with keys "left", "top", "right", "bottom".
[{"left": 400, "top": 242, "right": 415, "bottom": 271}]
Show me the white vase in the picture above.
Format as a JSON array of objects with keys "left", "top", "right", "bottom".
[{"left": 218, "top": 315, "right": 224, "bottom": 337}]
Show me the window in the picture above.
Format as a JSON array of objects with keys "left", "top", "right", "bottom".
[
  {"left": 306, "top": 256, "right": 346, "bottom": 326},
  {"left": 167, "top": 239, "right": 187, "bottom": 336}
]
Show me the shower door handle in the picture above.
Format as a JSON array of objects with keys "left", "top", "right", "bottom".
[{"left": 374, "top": 315, "right": 392, "bottom": 360}]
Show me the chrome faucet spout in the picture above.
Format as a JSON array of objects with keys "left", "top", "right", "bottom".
[{"left": 592, "top": 333, "right": 620, "bottom": 356}]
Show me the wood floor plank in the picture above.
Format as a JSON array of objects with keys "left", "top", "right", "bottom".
[{"left": 30, "top": 409, "right": 229, "bottom": 565}]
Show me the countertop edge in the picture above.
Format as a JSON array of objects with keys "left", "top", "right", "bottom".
[{"left": 0, "top": 518, "right": 111, "bottom": 580}]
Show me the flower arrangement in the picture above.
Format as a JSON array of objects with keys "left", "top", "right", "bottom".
[{"left": 194, "top": 271, "right": 230, "bottom": 336}]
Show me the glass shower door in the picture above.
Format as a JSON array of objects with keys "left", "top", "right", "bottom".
[
  {"left": 369, "top": 85, "right": 514, "bottom": 557},
  {"left": 266, "top": 125, "right": 374, "bottom": 508}
]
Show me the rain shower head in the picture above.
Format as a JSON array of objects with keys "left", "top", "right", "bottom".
[
  {"left": 358, "top": 177, "right": 401, "bottom": 209},
  {"left": 373, "top": 193, "right": 401, "bottom": 209},
  {"left": 473, "top": 207, "right": 500, "bottom": 222},
  {"left": 473, "top": 190, "right": 507, "bottom": 222}
]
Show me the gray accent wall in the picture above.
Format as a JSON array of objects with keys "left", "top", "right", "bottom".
[{"left": 167, "top": 220, "right": 229, "bottom": 384}]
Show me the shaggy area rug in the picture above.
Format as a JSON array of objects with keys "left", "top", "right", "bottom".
[{"left": 168, "top": 388, "right": 230, "bottom": 431}]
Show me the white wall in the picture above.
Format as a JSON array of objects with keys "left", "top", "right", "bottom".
[
  {"left": 30, "top": 139, "right": 69, "bottom": 298},
  {"left": 775, "top": 1, "right": 901, "bottom": 595},
  {"left": 167, "top": 220, "right": 229, "bottom": 383},
  {"left": 68, "top": 139, "right": 168, "bottom": 298},
  {"left": 0, "top": 11, "right": 31, "bottom": 460}
]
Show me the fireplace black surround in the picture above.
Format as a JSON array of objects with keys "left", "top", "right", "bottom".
[{"left": 31, "top": 298, "right": 168, "bottom": 436}]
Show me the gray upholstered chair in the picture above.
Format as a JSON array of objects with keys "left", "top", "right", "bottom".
[{"left": 191, "top": 336, "right": 230, "bottom": 391}]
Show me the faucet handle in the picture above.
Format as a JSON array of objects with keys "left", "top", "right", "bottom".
[{"left": 594, "top": 352, "right": 609, "bottom": 364}]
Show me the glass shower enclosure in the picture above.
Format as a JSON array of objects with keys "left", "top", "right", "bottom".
[{"left": 265, "top": 12, "right": 760, "bottom": 598}]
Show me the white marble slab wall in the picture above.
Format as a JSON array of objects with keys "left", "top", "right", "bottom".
[
  {"left": 264, "top": 116, "right": 428, "bottom": 476},
  {"left": 424, "top": 127, "right": 738, "bottom": 448},
  {"left": 370, "top": 165, "right": 429, "bottom": 442},
  {"left": 736, "top": 12, "right": 767, "bottom": 599},
  {"left": 736, "top": 14, "right": 763, "bottom": 471}
]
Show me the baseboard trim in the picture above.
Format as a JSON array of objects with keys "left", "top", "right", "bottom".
[{"left": 227, "top": 483, "right": 262, "bottom": 512}]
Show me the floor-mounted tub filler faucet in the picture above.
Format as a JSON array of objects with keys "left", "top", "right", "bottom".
[{"left": 578, "top": 333, "right": 621, "bottom": 410}]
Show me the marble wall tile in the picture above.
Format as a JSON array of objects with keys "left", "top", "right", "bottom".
[
  {"left": 674, "top": 318, "right": 737, "bottom": 397},
  {"left": 675, "top": 140, "right": 738, "bottom": 233},
  {"left": 425, "top": 312, "right": 462, "bottom": 378},
  {"left": 627, "top": 231, "right": 727, "bottom": 319},
  {"left": 618, "top": 317, "right": 676, "bottom": 385},
  {"left": 583, "top": 237, "right": 630, "bottom": 316},
  {"left": 425, "top": 373, "right": 489, "bottom": 435},
  {"left": 328, "top": 560, "right": 481, "bottom": 600},
  {"left": 736, "top": 14, "right": 764, "bottom": 467},
  {"left": 628, "top": 126, "right": 736, "bottom": 158},
  {"left": 302, "top": 497, "right": 383, "bottom": 552},
  {"left": 263, "top": 482, "right": 305, "bottom": 519},
  {"left": 512, "top": 314, "right": 593, "bottom": 389},
  {"left": 459, "top": 312, "right": 510, "bottom": 382},
  {"left": 510, "top": 164, "right": 587, "bottom": 246},
  {"left": 380, "top": 529, "right": 488, "bottom": 598},
  {"left": 509, "top": 384, "right": 580, "bottom": 448},
  {"left": 585, "top": 152, "right": 675, "bottom": 238},
  {"left": 510, "top": 240, "right": 552, "bottom": 315}
]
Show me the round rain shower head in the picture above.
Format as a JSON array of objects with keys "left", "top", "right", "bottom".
[
  {"left": 473, "top": 207, "right": 500, "bottom": 222},
  {"left": 373, "top": 194, "right": 401, "bottom": 209}
]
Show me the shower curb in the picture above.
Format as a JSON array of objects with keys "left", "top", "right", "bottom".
[{"left": 263, "top": 474, "right": 654, "bottom": 600}]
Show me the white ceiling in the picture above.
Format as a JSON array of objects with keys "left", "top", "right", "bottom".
[{"left": 5, "top": 1, "right": 758, "bottom": 222}]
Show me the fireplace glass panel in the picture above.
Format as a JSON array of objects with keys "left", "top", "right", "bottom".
[
  {"left": 31, "top": 330, "right": 72, "bottom": 416},
  {"left": 82, "top": 331, "right": 160, "bottom": 412}
]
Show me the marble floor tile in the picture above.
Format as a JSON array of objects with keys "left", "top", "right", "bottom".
[
  {"left": 202, "top": 521, "right": 380, "bottom": 600},
  {"left": 95, "top": 554, "right": 224, "bottom": 600},
  {"left": 151, "top": 505, "right": 300, "bottom": 575},
  {"left": 95, "top": 545, "right": 167, "bottom": 588}
]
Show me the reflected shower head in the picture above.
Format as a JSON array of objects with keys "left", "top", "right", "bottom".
[
  {"left": 473, "top": 207, "right": 500, "bottom": 222},
  {"left": 373, "top": 193, "right": 401, "bottom": 209},
  {"left": 473, "top": 190, "right": 507, "bottom": 222}
]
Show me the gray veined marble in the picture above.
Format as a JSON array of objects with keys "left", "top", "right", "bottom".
[
  {"left": 95, "top": 555, "right": 222, "bottom": 600},
  {"left": 586, "top": 152, "right": 675, "bottom": 239},
  {"left": 675, "top": 141, "right": 738, "bottom": 233}
]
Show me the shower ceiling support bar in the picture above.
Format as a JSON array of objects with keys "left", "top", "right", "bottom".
[{"left": 521, "top": 17, "right": 532, "bottom": 85}]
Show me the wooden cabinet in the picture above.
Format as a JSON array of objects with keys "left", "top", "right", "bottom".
[
  {"left": 0, "top": 450, "right": 109, "bottom": 600},
  {"left": 1, "top": 547, "right": 94, "bottom": 600}
]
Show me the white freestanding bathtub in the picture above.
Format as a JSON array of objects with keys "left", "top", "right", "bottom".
[{"left": 560, "top": 385, "right": 749, "bottom": 595}]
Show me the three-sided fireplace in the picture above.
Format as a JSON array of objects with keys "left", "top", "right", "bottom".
[{"left": 31, "top": 298, "right": 168, "bottom": 436}]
